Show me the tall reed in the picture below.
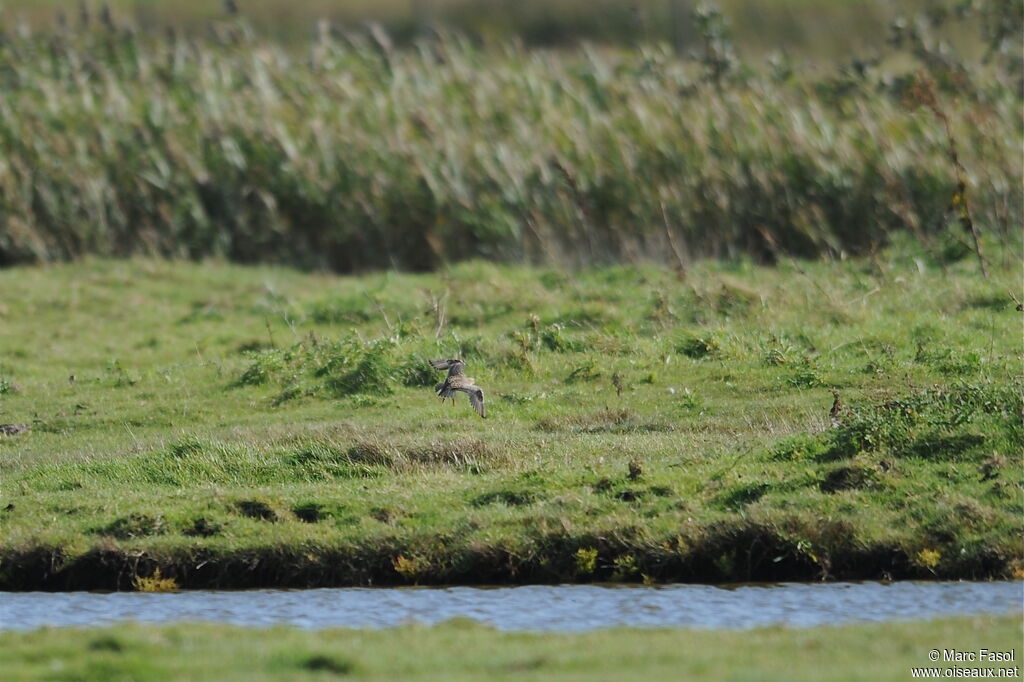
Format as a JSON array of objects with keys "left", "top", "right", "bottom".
[{"left": 0, "top": 18, "right": 1019, "bottom": 270}]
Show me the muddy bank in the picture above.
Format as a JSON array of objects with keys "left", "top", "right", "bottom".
[{"left": 3, "top": 521, "right": 1016, "bottom": 591}]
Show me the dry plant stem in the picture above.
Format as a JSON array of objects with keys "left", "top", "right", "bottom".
[
  {"left": 660, "top": 201, "right": 689, "bottom": 277},
  {"left": 915, "top": 72, "right": 989, "bottom": 279}
]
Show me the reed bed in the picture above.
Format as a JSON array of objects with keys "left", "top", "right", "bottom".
[
  {"left": 0, "top": 14, "right": 1020, "bottom": 271},
  {"left": 3, "top": 0, "right": 936, "bottom": 54}
]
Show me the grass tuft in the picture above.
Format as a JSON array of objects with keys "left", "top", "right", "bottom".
[{"left": 134, "top": 569, "right": 179, "bottom": 593}]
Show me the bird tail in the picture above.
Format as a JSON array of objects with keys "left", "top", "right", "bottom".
[{"left": 435, "top": 381, "right": 454, "bottom": 398}]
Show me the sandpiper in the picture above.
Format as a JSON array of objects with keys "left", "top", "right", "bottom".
[{"left": 430, "top": 358, "right": 486, "bottom": 418}]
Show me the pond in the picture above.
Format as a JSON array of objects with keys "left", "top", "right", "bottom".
[{"left": 2, "top": 581, "right": 1020, "bottom": 632}]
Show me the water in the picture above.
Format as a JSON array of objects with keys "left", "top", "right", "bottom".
[{"left": 2, "top": 582, "right": 1020, "bottom": 632}]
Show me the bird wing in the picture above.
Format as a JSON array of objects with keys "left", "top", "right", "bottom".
[
  {"left": 466, "top": 386, "right": 486, "bottom": 418},
  {"left": 448, "top": 376, "right": 485, "bottom": 417},
  {"left": 435, "top": 381, "right": 455, "bottom": 398},
  {"left": 430, "top": 358, "right": 466, "bottom": 377}
]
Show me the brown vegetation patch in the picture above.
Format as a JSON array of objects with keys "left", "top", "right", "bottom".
[
  {"left": 820, "top": 464, "right": 880, "bottom": 493},
  {"left": 346, "top": 438, "right": 505, "bottom": 472},
  {"left": 94, "top": 513, "right": 167, "bottom": 540},
  {"left": 183, "top": 517, "right": 223, "bottom": 537},
  {"left": 472, "top": 489, "right": 538, "bottom": 507},
  {"left": 293, "top": 503, "right": 325, "bottom": 523},
  {"left": 234, "top": 500, "right": 278, "bottom": 521},
  {"left": 536, "top": 409, "right": 671, "bottom": 434},
  {"left": 300, "top": 654, "right": 355, "bottom": 675},
  {"left": 369, "top": 507, "right": 401, "bottom": 525}
]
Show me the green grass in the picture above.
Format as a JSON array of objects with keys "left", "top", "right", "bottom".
[
  {"left": 0, "top": 248, "right": 1020, "bottom": 588},
  {"left": 2, "top": 616, "right": 1020, "bottom": 681}
]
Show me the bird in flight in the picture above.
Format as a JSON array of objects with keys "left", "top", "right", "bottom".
[{"left": 430, "top": 358, "right": 486, "bottom": 418}]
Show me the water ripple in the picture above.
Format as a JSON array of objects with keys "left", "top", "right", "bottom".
[{"left": 1, "top": 581, "right": 1020, "bottom": 632}]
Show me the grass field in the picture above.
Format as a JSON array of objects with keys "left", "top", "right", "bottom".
[
  {"left": 3, "top": 615, "right": 1021, "bottom": 681},
  {"left": 0, "top": 244, "right": 1020, "bottom": 589}
]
